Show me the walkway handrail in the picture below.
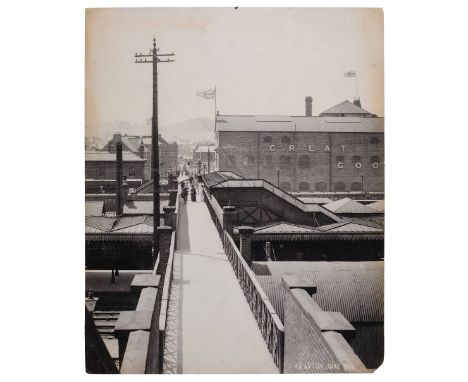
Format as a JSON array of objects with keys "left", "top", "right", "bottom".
[{"left": 203, "top": 187, "right": 284, "bottom": 372}]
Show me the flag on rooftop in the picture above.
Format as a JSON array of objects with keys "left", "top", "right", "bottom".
[
  {"left": 197, "top": 88, "right": 216, "bottom": 99},
  {"left": 344, "top": 71, "right": 356, "bottom": 77}
]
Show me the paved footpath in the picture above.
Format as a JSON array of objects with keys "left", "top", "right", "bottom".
[{"left": 163, "top": 195, "right": 278, "bottom": 374}]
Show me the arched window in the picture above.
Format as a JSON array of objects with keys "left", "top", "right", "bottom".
[
  {"left": 371, "top": 156, "right": 380, "bottom": 163},
  {"left": 315, "top": 182, "right": 327, "bottom": 192},
  {"left": 334, "top": 182, "right": 346, "bottom": 192},
  {"left": 228, "top": 156, "right": 236, "bottom": 167},
  {"left": 264, "top": 154, "right": 273, "bottom": 166},
  {"left": 351, "top": 182, "right": 362, "bottom": 191},
  {"left": 281, "top": 136, "right": 291, "bottom": 144},
  {"left": 298, "top": 182, "right": 310, "bottom": 191},
  {"left": 298, "top": 155, "right": 310, "bottom": 169},
  {"left": 280, "top": 181, "right": 291, "bottom": 191},
  {"left": 279, "top": 155, "right": 291, "bottom": 168},
  {"left": 263, "top": 136, "right": 272, "bottom": 143},
  {"left": 336, "top": 155, "right": 344, "bottom": 162},
  {"left": 370, "top": 136, "right": 380, "bottom": 144},
  {"left": 243, "top": 155, "right": 255, "bottom": 166},
  {"left": 352, "top": 156, "right": 361, "bottom": 163}
]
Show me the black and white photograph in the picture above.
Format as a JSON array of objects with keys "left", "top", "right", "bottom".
[{"left": 85, "top": 7, "right": 384, "bottom": 374}]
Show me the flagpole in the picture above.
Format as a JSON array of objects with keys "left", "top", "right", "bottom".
[{"left": 355, "top": 72, "right": 358, "bottom": 99}]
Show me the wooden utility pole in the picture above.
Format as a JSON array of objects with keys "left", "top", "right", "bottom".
[{"left": 135, "top": 38, "right": 175, "bottom": 261}]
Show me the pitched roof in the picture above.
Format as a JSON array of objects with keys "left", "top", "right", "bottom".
[
  {"left": 323, "top": 198, "right": 379, "bottom": 214},
  {"left": 366, "top": 200, "right": 384, "bottom": 213},
  {"left": 194, "top": 144, "right": 215, "bottom": 153},
  {"left": 253, "top": 222, "right": 320, "bottom": 234},
  {"left": 251, "top": 261, "right": 384, "bottom": 323},
  {"left": 85, "top": 151, "right": 145, "bottom": 162},
  {"left": 319, "top": 100, "right": 372, "bottom": 116},
  {"left": 318, "top": 220, "right": 383, "bottom": 233},
  {"left": 216, "top": 114, "right": 383, "bottom": 133},
  {"left": 85, "top": 215, "right": 152, "bottom": 233},
  {"left": 123, "top": 201, "right": 153, "bottom": 215},
  {"left": 203, "top": 170, "right": 243, "bottom": 187}
]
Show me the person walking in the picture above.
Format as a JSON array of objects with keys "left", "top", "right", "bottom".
[
  {"left": 190, "top": 186, "right": 197, "bottom": 202},
  {"left": 181, "top": 182, "right": 188, "bottom": 202}
]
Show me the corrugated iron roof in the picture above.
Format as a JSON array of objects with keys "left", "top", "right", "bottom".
[
  {"left": 216, "top": 113, "right": 383, "bottom": 133},
  {"left": 319, "top": 100, "right": 371, "bottom": 115},
  {"left": 85, "top": 151, "right": 145, "bottom": 162},
  {"left": 252, "top": 261, "right": 383, "bottom": 323},
  {"left": 85, "top": 201, "right": 104, "bottom": 216},
  {"left": 323, "top": 198, "right": 379, "bottom": 214}
]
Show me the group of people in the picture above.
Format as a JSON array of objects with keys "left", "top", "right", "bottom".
[{"left": 181, "top": 175, "right": 198, "bottom": 203}]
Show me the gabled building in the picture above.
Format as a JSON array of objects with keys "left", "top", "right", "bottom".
[{"left": 102, "top": 133, "right": 178, "bottom": 180}]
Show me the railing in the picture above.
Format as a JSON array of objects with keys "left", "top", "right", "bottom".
[{"left": 203, "top": 187, "right": 284, "bottom": 372}]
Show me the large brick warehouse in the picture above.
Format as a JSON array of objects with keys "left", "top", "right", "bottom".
[{"left": 215, "top": 98, "right": 384, "bottom": 193}]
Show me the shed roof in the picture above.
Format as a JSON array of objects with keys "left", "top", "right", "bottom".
[
  {"left": 252, "top": 261, "right": 384, "bottom": 323},
  {"left": 123, "top": 201, "right": 153, "bottom": 215},
  {"left": 323, "top": 198, "right": 379, "bottom": 214},
  {"left": 85, "top": 215, "right": 153, "bottom": 234}
]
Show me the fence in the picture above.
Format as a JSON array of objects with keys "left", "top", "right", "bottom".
[{"left": 203, "top": 187, "right": 284, "bottom": 372}]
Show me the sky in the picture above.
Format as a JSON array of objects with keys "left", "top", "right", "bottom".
[{"left": 85, "top": 8, "right": 383, "bottom": 135}]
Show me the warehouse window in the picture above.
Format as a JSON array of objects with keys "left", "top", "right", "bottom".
[
  {"left": 280, "top": 181, "right": 291, "bottom": 191},
  {"left": 279, "top": 155, "right": 291, "bottom": 168},
  {"left": 351, "top": 182, "right": 362, "bottom": 191},
  {"left": 228, "top": 156, "right": 236, "bottom": 167},
  {"left": 264, "top": 155, "right": 273, "bottom": 166},
  {"left": 315, "top": 181, "right": 327, "bottom": 192},
  {"left": 98, "top": 166, "right": 105, "bottom": 177},
  {"left": 263, "top": 136, "right": 272, "bottom": 143},
  {"left": 371, "top": 156, "right": 380, "bottom": 163},
  {"left": 336, "top": 155, "right": 344, "bottom": 162},
  {"left": 298, "top": 155, "right": 310, "bottom": 169},
  {"left": 243, "top": 155, "right": 255, "bottom": 166},
  {"left": 334, "top": 182, "right": 346, "bottom": 192},
  {"left": 129, "top": 167, "right": 135, "bottom": 176},
  {"left": 281, "top": 136, "right": 291, "bottom": 144},
  {"left": 370, "top": 136, "right": 380, "bottom": 144},
  {"left": 298, "top": 182, "right": 310, "bottom": 191},
  {"left": 352, "top": 156, "right": 361, "bottom": 163}
]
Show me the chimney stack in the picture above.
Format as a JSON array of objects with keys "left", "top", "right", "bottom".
[
  {"left": 116, "top": 140, "right": 123, "bottom": 216},
  {"left": 353, "top": 97, "right": 361, "bottom": 108},
  {"left": 138, "top": 138, "right": 145, "bottom": 159},
  {"left": 305, "top": 96, "right": 313, "bottom": 117}
]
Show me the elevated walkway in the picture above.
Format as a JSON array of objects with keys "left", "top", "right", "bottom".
[{"left": 163, "top": 195, "right": 278, "bottom": 373}]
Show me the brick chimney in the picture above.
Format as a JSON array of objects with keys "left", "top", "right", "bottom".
[
  {"left": 305, "top": 96, "right": 313, "bottom": 117},
  {"left": 116, "top": 140, "right": 123, "bottom": 216},
  {"left": 138, "top": 139, "right": 145, "bottom": 159}
]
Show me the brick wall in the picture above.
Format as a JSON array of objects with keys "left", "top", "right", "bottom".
[
  {"left": 218, "top": 131, "right": 384, "bottom": 192},
  {"left": 85, "top": 161, "right": 145, "bottom": 180},
  {"left": 284, "top": 290, "right": 344, "bottom": 373}
]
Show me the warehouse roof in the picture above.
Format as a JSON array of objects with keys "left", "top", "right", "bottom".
[
  {"left": 194, "top": 144, "right": 215, "bottom": 153},
  {"left": 85, "top": 215, "right": 153, "bottom": 234},
  {"left": 323, "top": 198, "right": 380, "bottom": 214},
  {"left": 252, "top": 261, "right": 383, "bottom": 323},
  {"left": 85, "top": 201, "right": 104, "bottom": 216},
  {"left": 216, "top": 114, "right": 383, "bottom": 133},
  {"left": 85, "top": 151, "right": 145, "bottom": 162}
]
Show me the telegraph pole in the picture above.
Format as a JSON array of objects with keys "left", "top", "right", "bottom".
[{"left": 135, "top": 38, "right": 175, "bottom": 262}]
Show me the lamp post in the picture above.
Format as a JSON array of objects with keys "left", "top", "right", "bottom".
[{"left": 277, "top": 168, "right": 280, "bottom": 187}]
